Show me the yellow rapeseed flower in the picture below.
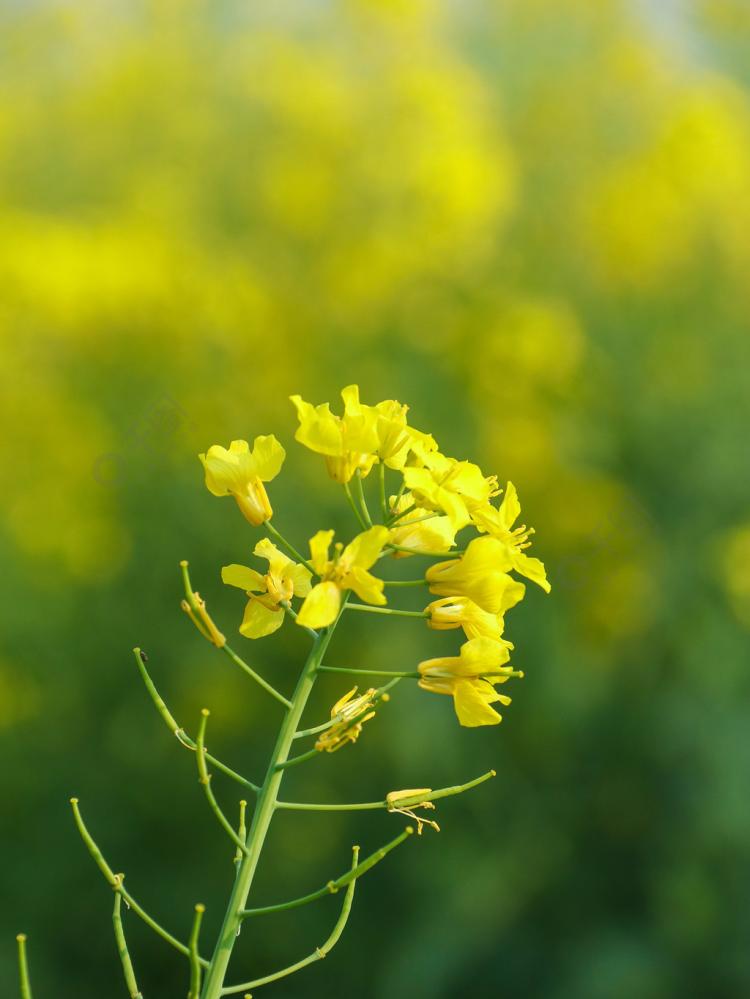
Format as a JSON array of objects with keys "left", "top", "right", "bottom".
[
  {"left": 403, "top": 451, "right": 498, "bottom": 529},
  {"left": 289, "top": 385, "right": 379, "bottom": 483},
  {"left": 314, "top": 686, "right": 382, "bottom": 753},
  {"left": 418, "top": 637, "right": 523, "bottom": 727},
  {"left": 426, "top": 595, "right": 512, "bottom": 644},
  {"left": 472, "top": 482, "right": 551, "bottom": 592},
  {"left": 388, "top": 493, "right": 457, "bottom": 557},
  {"left": 199, "top": 436, "right": 285, "bottom": 525},
  {"left": 296, "top": 525, "right": 390, "bottom": 628},
  {"left": 425, "top": 536, "right": 526, "bottom": 615},
  {"left": 222, "top": 538, "right": 312, "bottom": 639}
]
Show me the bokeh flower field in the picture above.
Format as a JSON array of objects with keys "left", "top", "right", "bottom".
[{"left": 1, "top": 1, "right": 749, "bottom": 996}]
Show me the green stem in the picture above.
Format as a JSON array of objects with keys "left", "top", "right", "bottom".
[
  {"left": 387, "top": 502, "right": 416, "bottom": 525},
  {"left": 179, "top": 562, "right": 292, "bottom": 709},
  {"left": 383, "top": 579, "right": 427, "bottom": 587},
  {"left": 16, "top": 934, "right": 32, "bottom": 999},
  {"left": 221, "top": 643, "right": 292, "bottom": 709},
  {"left": 242, "top": 827, "right": 412, "bottom": 917},
  {"left": 188, "top": 905, "right": 206, "bottom": 999},
  {"left": 196, "top": 711, "right": 249, "bottom": 855},
  {"left": 199, "top": 611, "right": 344, "bottom": 999},
  {"left": 345, "top": 603, "right": 428, "bottom": 618},
  {"left": 112, "top": 891, "right": 142, "bottom": 999},
  {"left": 386, "top": 543, "right": 463, "bottom": 558},
  {"left": 221, "top": 848, "right": 360, "bottom": 995},
  {"left": 318, "top": 666, "right": 420, "bottom": 678},
  {"left": 343, "top": 481, "right": 368, "bottom": 530},
  {"left": 274, "top": 747, "right": 320, "bottom": 771},
  {"left": 265, "top": 521, "right": 316, "bottom": 576},
  {"left": 71, "top": 798, "right": 208, "bottom": 967},
  {"left": 234, "top": 800, "right": 247, "bottom": 872},
  {"left": 378, "top": 462, "right": 388, "bottom": 521},
  {"left": 134, "top": 649, "right": 260, "bottom": 792},
  {"left": 281, "top": 600, "right": 318, "bottom": 639},
  {"left": 354, "top": 470, "right": 373, "bottom": 526},
  {"left": 275, "top": 769, "right": 496, "bottom": 811}
]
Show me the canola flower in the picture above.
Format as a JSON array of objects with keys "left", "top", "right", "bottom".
[
  {"left": 61, "top": 384, "right": 549, "bottom": 999},
  {"left": 199, "top": 436, "right": 285, "bottom": 525},
  {"left": 221, "top": 538, "right": 312, "bottom": 638}
]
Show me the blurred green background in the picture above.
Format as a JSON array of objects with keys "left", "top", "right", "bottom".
[{"left": 2, "top": 0, "right": 749, "bottom": 996}]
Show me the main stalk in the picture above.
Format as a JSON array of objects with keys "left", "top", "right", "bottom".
[{"left": 200, "top": 624, "right": 336, "bottom": 998}]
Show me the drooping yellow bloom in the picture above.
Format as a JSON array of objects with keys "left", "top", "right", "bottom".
[
  {"left": 199, "top": 436, "right": 285, "bottom": 526},
  {"left": 296, "top": 525, "right": 390, "bottom": 628},
  {"left": 472, "top": 482, "right": 551, "bottom": 592},
  {"left": 426, "top": 536, "right": 526, "bottom": 615},
  {"left": 388, "top": 493, "right": 457, "bottom": 557},
  {"left": 289, "top": 385, "right": 379, "bottom": 483},
  {"left": 222, "top": 538, "right": 312, "bottom": 639},
  {"left": 418, "top": 637, "right": 523, "bottom": 727},
  {"left": 426, "top": 595, "right": 512, "bottom": 644},
  {"left": 386, "top": 789, "right": 440, "bottom": 834},
  {"left": 371, "top": 400, "right": 437, "bottom": 471},
  {"left": 315, "top": 686, "right": 384, "bottom": 753},
  {"left": 403, "top": 451, "right": 498, "bottom": 529}
]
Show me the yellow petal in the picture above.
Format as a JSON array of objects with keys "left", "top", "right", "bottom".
[
  {"left": 296, "top": 581, "right": 341, "bottom": 628},
  {"left": 250, "top": 434, "right": 285, "bottom": 482},
  {"left": 458, "top": 637, "right": 512, "bottom": 674},
  {"left": 453, "top": 680, "right": 503, "bottom": 727},
  {"left": 514, "top": 552, "right": 551, "bottom": 593},
  {"left": 498, "top": 481, "right": 521, "bottom": 530},
  {"left": 344, "top": 565, "right": 386, "bottom": 605},
  {"left": 239, "top": 598, "right": 284, "bottom": 639},
  {"left": 288, "top": 562, "right": 313, "bottom": 597},
  {"left": 342, "top": 525, "right": 390, "bottom": 570},
  {"left": 199, "top": 440, "right": 251, "bottom": 496},
  {"left": 290, "top": 396, "right": 343, "bottom": 456},
  {"left": 221, "top": 564, "right": 266, "bottom": 592},
  {"left": 309, "top": 529, "right": 334, "bottom": 575}
]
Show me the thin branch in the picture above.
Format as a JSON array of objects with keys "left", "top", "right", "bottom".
[
  {"left": 16, "top": 934, "right": 32, "bottom": 999},
  {"left": 196, "top": 711, "right": 249, "bottom": 856},
  {"left": 70, "top": 798, "right": 208, "bottom": 968},
  {"left": 133, "top": 649, "right": 260, "bottom": 793},
  {"left": 113, "top": 887, "right": 143, "bottom": 998},
  {"left": 221, "top": 643, "right": 292, "bottom": 709},
  {"left": 343, "top": 481, "right": 368, "bottom": 530},
  {"left": 353, "top": 470, "right": 373, "bottom": 526},
  {"left": 180, "top": 561, "right": 292, "bottom": 709},
  {"left": 274, "top": 748, "right": 320, "bottom": 772},
  {"left": 378, "top": 462, "right": 388, "bottom": 521},
  {"left": 344, "top": 603, "right": 428, "bottom": 619},
  {"left": 264, "top": 520, "right": 316, "bottom": 576},
  {"left": 280, "top": 600, "right": 318, "bottom": 639},
  {"left": 275, "top": 769, "right": 496, "bottom": 812},
  {"left": 386, "top": 543, "right": 465, "bottom": 558},
  {"left": 188, "top": 904, "right": 206, "bottom": 999},
  {"left": 317, "top": 666, "right": 420, "bottom": 679},
  {"left": 221, "top": 847, "right": 361, "bottom": 995},
  {"left": 242, "top": 827, "right": 413, "bottom": 917},
  {"left": 234, "top": 800, "right": 247, "bottom": 872}
]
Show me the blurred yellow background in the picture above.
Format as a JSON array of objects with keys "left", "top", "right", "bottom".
[{"left": 1, "top": 1, "right": 749, "bottom": 996}]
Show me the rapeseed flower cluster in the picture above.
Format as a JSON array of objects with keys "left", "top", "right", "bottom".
[{"left": 199, "top": 385, "right": 549, "bottom": 729}]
